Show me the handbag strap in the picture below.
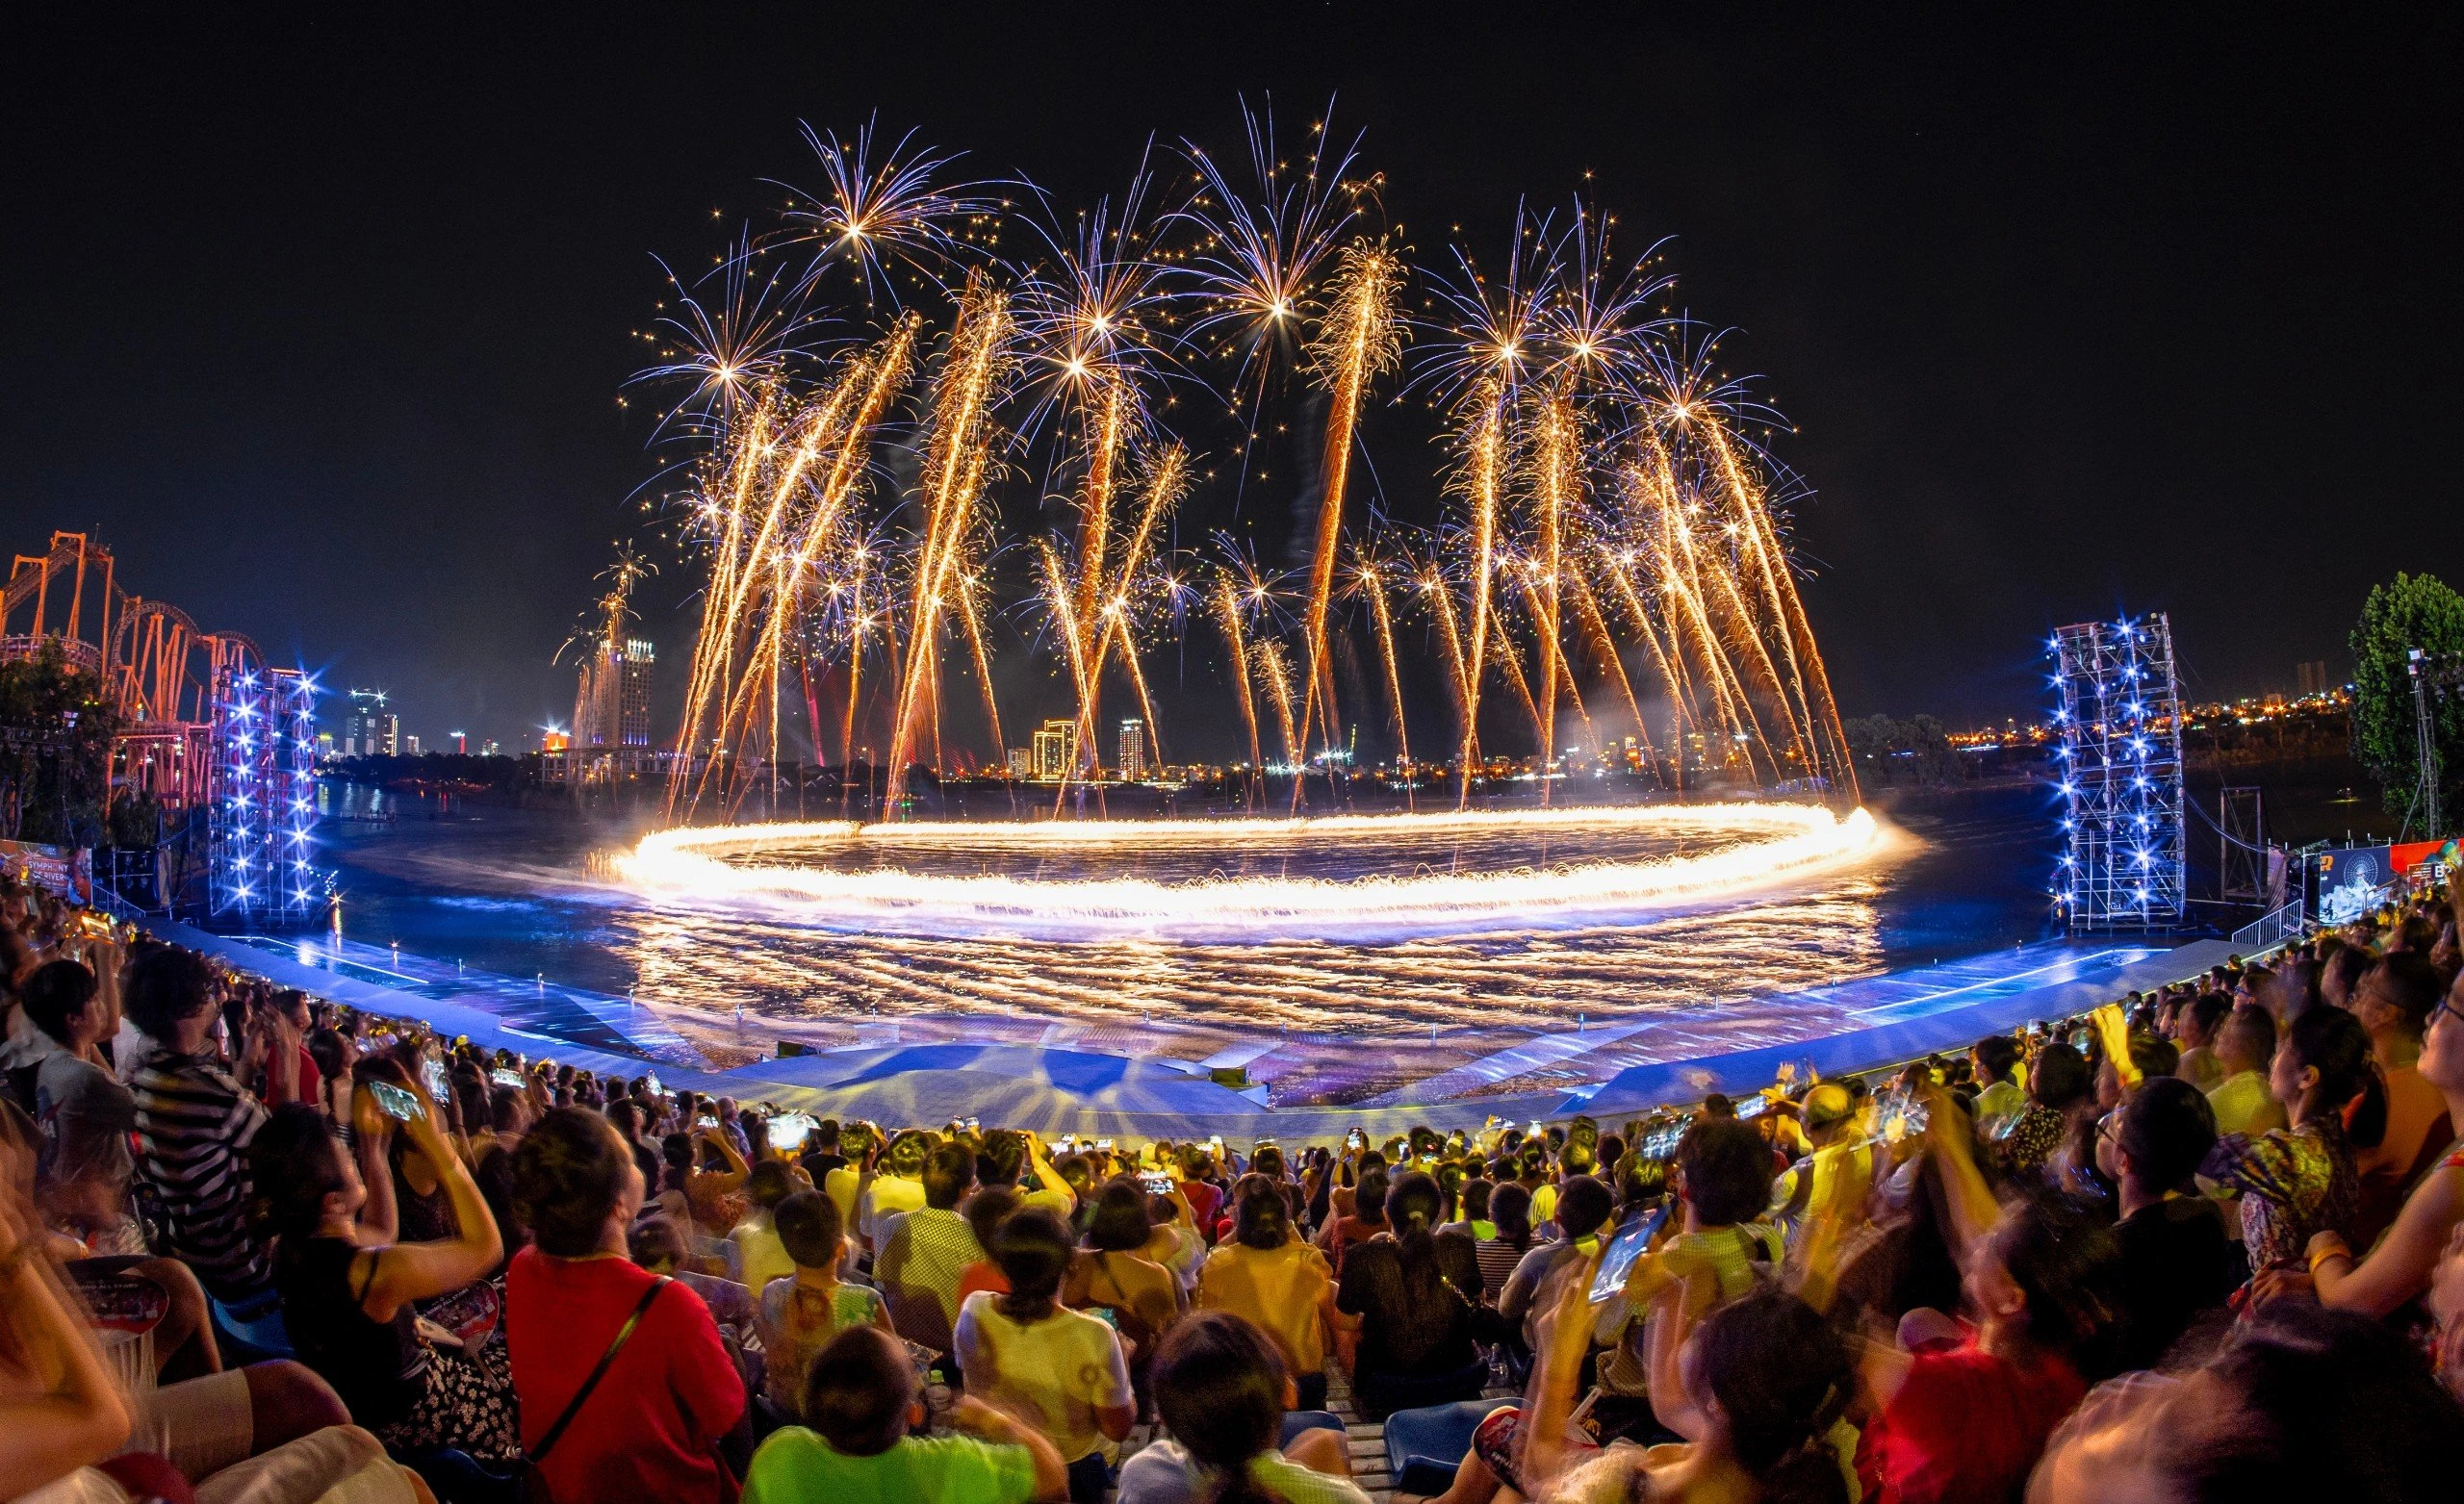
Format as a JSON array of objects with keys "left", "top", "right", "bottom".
[{"left": 528, "top": 1275, "right": 671, "bottom": 1466}]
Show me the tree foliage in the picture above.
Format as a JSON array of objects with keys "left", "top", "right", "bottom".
[
  {"left": 0, "top": 643, "right": 123, "bottom": 846},
  {"left": 2348, "top": 571, "right": 2464, "bottom": 822}
]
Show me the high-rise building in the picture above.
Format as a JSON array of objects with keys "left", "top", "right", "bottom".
[
  {"left": 480, "top": 740, "right": 500, "bottom": 758},
  {"left": 574, "top": 638, "right": 654, "bottom": 751},
  {"left": 2296, "top": 659, "right": 2329, "bottom": 697},
  {"left": 1007, "top": 746, "right": 1033, "bottom": 779},
  {"left": 404, "top": 734, "right": 423, "bottom": 756},
  {"left": 1119, "top": 717, "right": 1148, "bottom": 780},
  {"left": 1031, "top": 718, "right": 1077, "bottom": 781},
  {"left": 450, "top": 731, "right": 467, "bottom": 754},
  {"left": 342, "top": 690, "right": 398, "bottom": 757},
  {"left": 316, "top": 731, "right": 334, "bottom": 758}
]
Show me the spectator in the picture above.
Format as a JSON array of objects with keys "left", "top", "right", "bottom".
[
  {"left": 122, "top": 948, "right": 280, "bottom": 1300},
  {"left": 953, "top": 1208, "right": 1135, "bottom": 1504},
  {"left": 1827, "top": 1080, "right": 2119, "bottom": 1504},
  {"left": 1971, "top": 1033, "right": 2025, "bottom": 1134},
  {"left": 729, "top": 1159, "right": 800, "bottom": 1294},
  {"left": 2205, "top": 1004, "right": 2290, "bottom": 1138},
  {"left": 2300, "top": 964, "right": 2464, "bottom": 1319},
  {"left": 630, "top": 1213, "right": 757, "bottom": 1331},
  {"left": 1314, "top": 1160, "right": 1386, "bottom": 1279},
  {"left": 739, "top": 1324, "right": 1065, "bottom": 1504},
  {"left": 18, "top": 956, "right": 140, "bottom": 1252},
  {"left": 875, "top": 1139, "right": 982, "bottom": 1352},
  {"left": 249, "top": 1093, "right": 519, "bottom": 1461},
  {"left": 1195, "top": 1174, "right": 1336, "bottom": 1412},
  {"left": 1335, "top": 1169, "right": 1496, "bottom": 1418},
  {"left": 2097, "top": 1077, "right": 2234, "bottom": 1371},
  {"left": 2202, "top": 1004, "right": 2381, "bottom": 1283},
  {"left": 958, "top": 1185, "right": 1022, "bottom": 1304},
  {"left": 1994, "top": 1039, "right": 2093, "bottom": 1181},
  {"left": 1769, "top": 1084, "right": 1876, "bottom": 1252},
  {"left": 2346, "top": 955, "right": 2456, "bottom": 1248},
  {"left": 2173, "top": 992, "right": 2234, "bottom": 1092},
  {"left": 1473, "top": 1181, "right": 1535, "bottom": 1304},
  {"left": 2030, "top": 1303, "right": 2464, "bottom": 1503},
  {"left": 1499, "top": 1173, "right": 1616, "bottom": 1350},
  {"left": 507, "top": 1107, "right": 745, "bottom": 1504},
  {"left": 1065, "top": 1178, "right": 1185, "bottom": 1362},
  {"left": 1116, "top": 1310, "right": 1366, "bottom": 1504},
  {"left": 859, "top": 1130, "right": 929, "bottom": 1257},
  {"left": 660, "top": 1123, "right": 752, "bottom": 1237},
  {"left": 757, "top": 1188, "right": 891, "bottom": 1425}
]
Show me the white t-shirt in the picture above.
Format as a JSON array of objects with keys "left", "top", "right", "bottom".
[
  {"left": 951, "top": 1292, "right": 1132, "bottom": 1464},
  {"left": 1116, "top": 1439, "right": 1374, "bottom": 1504}
]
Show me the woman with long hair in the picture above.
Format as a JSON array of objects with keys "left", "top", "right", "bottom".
[
  {"left": 2203, "top": 1004, "right": 2382, "bottom": 1283},
  {"left": 1065, "top": 1179, "right": 1184, "bottom": 1362},
  {"left": 1333, "top": 1170, "right": 1498, "bottom": 1418},
  {"left": 249, "top": 1086, "right": 520, "bottom": 1462},
  {"left": 1195, "top": 1174, "right": 1337, "bottom": 1412}
]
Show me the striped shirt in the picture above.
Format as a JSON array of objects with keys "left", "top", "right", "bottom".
[{"left": 129, "top": 1048, "right": 271, "bottom": 1298}]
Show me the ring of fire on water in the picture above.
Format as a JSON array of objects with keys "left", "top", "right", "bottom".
[{"left": 614, "top": 803, "right": 1886, "bottom": 942}]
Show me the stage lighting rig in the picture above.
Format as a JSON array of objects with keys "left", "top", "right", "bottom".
[{"left": 2048, "top": 614, "right": 2186, "bottom": 930}]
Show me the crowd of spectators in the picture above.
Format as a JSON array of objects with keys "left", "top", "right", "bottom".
[{"left": 7, "top": 864, "right": 2464, "bottom": 1504}]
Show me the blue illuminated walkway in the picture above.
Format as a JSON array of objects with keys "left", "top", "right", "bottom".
[{"left": 163, "top": 923, "right": 2236, "bottom": 1136}]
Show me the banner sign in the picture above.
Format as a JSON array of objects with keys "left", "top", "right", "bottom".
[{"left": 0, "top": 838, "right": 92, "bottom": 905}]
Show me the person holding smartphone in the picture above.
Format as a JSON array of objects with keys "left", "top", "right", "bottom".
[{"left": 248, "top": 1079, "right": 520, "bottom": 1461}]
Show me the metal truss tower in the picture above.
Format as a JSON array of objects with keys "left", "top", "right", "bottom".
[
  {"left": 2050, "top": 613, "right": 2187, "bottom": 930},
  {"left": 209, "top": 657, "right": 323, "bottom": 925}
]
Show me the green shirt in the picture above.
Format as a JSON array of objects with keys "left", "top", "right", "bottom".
[{"left": 742, "top": 1426, "right": 1040, "bottom": 1504}]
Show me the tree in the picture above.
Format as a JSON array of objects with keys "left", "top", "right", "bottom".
[
  {"left": 2348, "top": 571, "right": 2464, "bottom": 824},
  {"left": 0, "top": 643, "right": 122, "bottom": 846}
]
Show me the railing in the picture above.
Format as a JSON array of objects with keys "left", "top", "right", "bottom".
[{"left": 2231, "top": 899, "right": 2307, "bottom": 951}]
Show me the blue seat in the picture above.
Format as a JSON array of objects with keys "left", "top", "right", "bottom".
[
  {"left": 1382, "top": 1397, "right": 1517, "bottom": 1497},
  {"left": 1280, "top": 1410, "right": 1346, "bottom": 1448},
  {"left": 209, "top": 1289, "right": 294, "bottom": 1364}
]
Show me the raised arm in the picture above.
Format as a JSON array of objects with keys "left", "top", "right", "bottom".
[
  {"left": 2309, "top": 1166, "right": 2464, "bottom": 1317},
  {"left": 360, "top": 1078, "right": 500, "bottom": 1318},
  {"left": 0, "top": 1190, "right": 131, "bottom": 1491}
]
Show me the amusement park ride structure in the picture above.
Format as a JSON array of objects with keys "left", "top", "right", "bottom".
[{"left": 2, "top": 530, "right": 323, "bottom": 924}]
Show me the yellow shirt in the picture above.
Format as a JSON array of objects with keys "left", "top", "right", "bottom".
[{"left": 1195, "top": 1239, "right": 1332, "bottom": 1377}]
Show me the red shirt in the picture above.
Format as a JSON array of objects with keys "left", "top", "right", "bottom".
[
  {"left": 1864, "top": 1339, "right": 2085, "bottom": 1504},
  {"left": 1181, "top": 1181, "right": 1223, "bottom": 1235},
  {"left": 505, "top": 1247, "right": 745, "bottom": 1504}
]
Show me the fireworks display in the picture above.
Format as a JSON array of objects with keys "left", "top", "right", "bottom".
[{"left": 629, "top": 107, "right": 1858, "bottom": 823}]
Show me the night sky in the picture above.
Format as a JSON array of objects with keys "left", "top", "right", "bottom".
[{"left": 8, "top": 7, "right": 2458, "bottom": 757}]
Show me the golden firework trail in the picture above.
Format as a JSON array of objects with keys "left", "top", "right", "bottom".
[
  {"left": 1292, "top": 239, "right": 1404, "bottom": 794},
  {"left": 886, "top": 268, "right": 1013, "bottom": 796}
]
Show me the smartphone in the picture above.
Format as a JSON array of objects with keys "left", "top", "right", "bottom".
[
  {"left": 643, "top": 1071, "right": 663, "bottom": 1095},
  {"left": 1094, "top": 1138, "right": 1114, "bottom": 1151},
  {"left": 1139, "top": 1172, "right": 1174, "bottom": 1195},
  {"left": 490, "top": 1067, "right": 524, "bottom": 1088},
  {"left": 1589, "top": 1203, "right": 1672, "bottom": 1303},
  {"left": 1345, "top": 1128, "right": 1366, "bottom": 1150},
  {"left": 422, "top": 1058, "right": 452, "bottom": 1102},
  {"left": 1528, "top": 1119, "right": 1545, "bottom": 1135},
  {"left": 695, "top": 1113, "right": 720, "bottom": 1132},
  {"left": 1736, "top": 1093, "right": 1770, "bottom": 1120},
  {"left": 368, "top": 1080, "right": 423, "bottom": 1122},
  {"left": 965, "top": 1117, "right": 980, "bottom": 1132},
  {"left": 768, "top": 1111, "right": 816, "bottom": 1152}
]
